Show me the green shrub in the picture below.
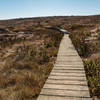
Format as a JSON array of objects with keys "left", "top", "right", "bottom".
[
  {"left": 44, "top": 42, "right": 53, "bottom": 48},
  {"left": 38, "top": 50, "right": 49, "bottom": 64},
  {"left": 84, "top": 60, "right": 100, "bottom": 98}
]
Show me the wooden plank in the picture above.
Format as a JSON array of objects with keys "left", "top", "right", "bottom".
[
  {"left": 52, "top": 69, "right": 85, "bottom": 73},
  {"left": 56, "top": 58, "right": 81, "bottom": 60},
  {"left": 48, "top": 76, "right": 87, "bottom": 81},
  {"left": 53, "top": 67, "right": 84, "bottom": 70},
  {"left": 50, "top": 72, "right": 86, "bottom": 76},
  {"left": 54, "top": 65, "right": 84, "bottom": 67},
  {"left": 55, "top": 61, "right": 83, "bottom": 64},
  {"left": 43, "top": 84, "right": 89, "bottom": 91},
  {"left": 57, "top": 54, "right": 79, "bottom": 56},
  {"left": 46, "top": 79, "right": 88, "bottom": 85},
  {"left": 40, "top": 89, "right": 90, "bottom": 97},
  {"left": 38, "top": 95, "right": 91, "bottom": 100}
]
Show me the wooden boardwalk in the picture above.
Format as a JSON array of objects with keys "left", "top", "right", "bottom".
[{"left": 37, "top": 34, "right": 91, "bottom": 100}]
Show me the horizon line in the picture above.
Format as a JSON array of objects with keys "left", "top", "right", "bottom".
[{"left": 0, "top": 14, "right": 100, "bottom": 21}]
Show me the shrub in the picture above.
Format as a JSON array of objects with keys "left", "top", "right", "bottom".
[
  {"left": 69, "top": 32, "right": 90, "bottom": 57},
  {"left": 38, "top": 50, "right": 49, "bottom": 64},
  {"left": 84, "top": 60, "right": 100, "bottom": 98},
  {"left": 44, "top": 42, "right": 53, "bottom": 48}
]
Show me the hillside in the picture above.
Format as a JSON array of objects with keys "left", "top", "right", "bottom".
[{"left": 0, "top": 15, "right": 100, "bottom": 100}]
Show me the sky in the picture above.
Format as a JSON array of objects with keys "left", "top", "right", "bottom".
[{"left": 0, "top": 0, "right": 100, "bottom": 20}]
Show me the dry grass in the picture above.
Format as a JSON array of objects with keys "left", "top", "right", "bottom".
[{"left": 0, "top": 26, "right": 63, "bottom": 100}]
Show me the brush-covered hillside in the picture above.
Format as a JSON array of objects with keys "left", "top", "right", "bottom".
[{"left": 0, "top": 15, "right": 100, "bottom": 100}]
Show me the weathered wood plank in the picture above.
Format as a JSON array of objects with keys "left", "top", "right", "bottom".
[
  {"left": 43, "top": 84, "right": 89, "bottom": 90},
  {"left": 38, "top": 95, "right": 91, "bottom": 100},
  {"left": 48, "top": 75, "right": 87, "bottom": 81},
  {"left": 40, "top": 89, "right": 90, "bottom": 97},
  {"left": 46, "top": 79, "right": 88, "bottom": 85},
  {"left": 50, "top": 72, "right": 86, "bottom": 76},
  {"left": 54, "top": 65, "right": 84, "bottom": 67},
  {"left": 53, "top": 67, "right": 84, "bottom": 70},
  {"left": 52, "top": 70, "right": 85, "bottom": 73}
]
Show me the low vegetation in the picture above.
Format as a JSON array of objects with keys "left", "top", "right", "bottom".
[
  {"left": 0, "top": 15, "right": 100, "bottom": 100},
  {"left": 0, "top": 27, "right": 63, "bottom": 100},
  {"left": 84, "top": 60, "right": 100, "bottom": 98}
]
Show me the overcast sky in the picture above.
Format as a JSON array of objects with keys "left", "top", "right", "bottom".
[{"left": 0, "top": 0, "right": 100, "bottom": 20}]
